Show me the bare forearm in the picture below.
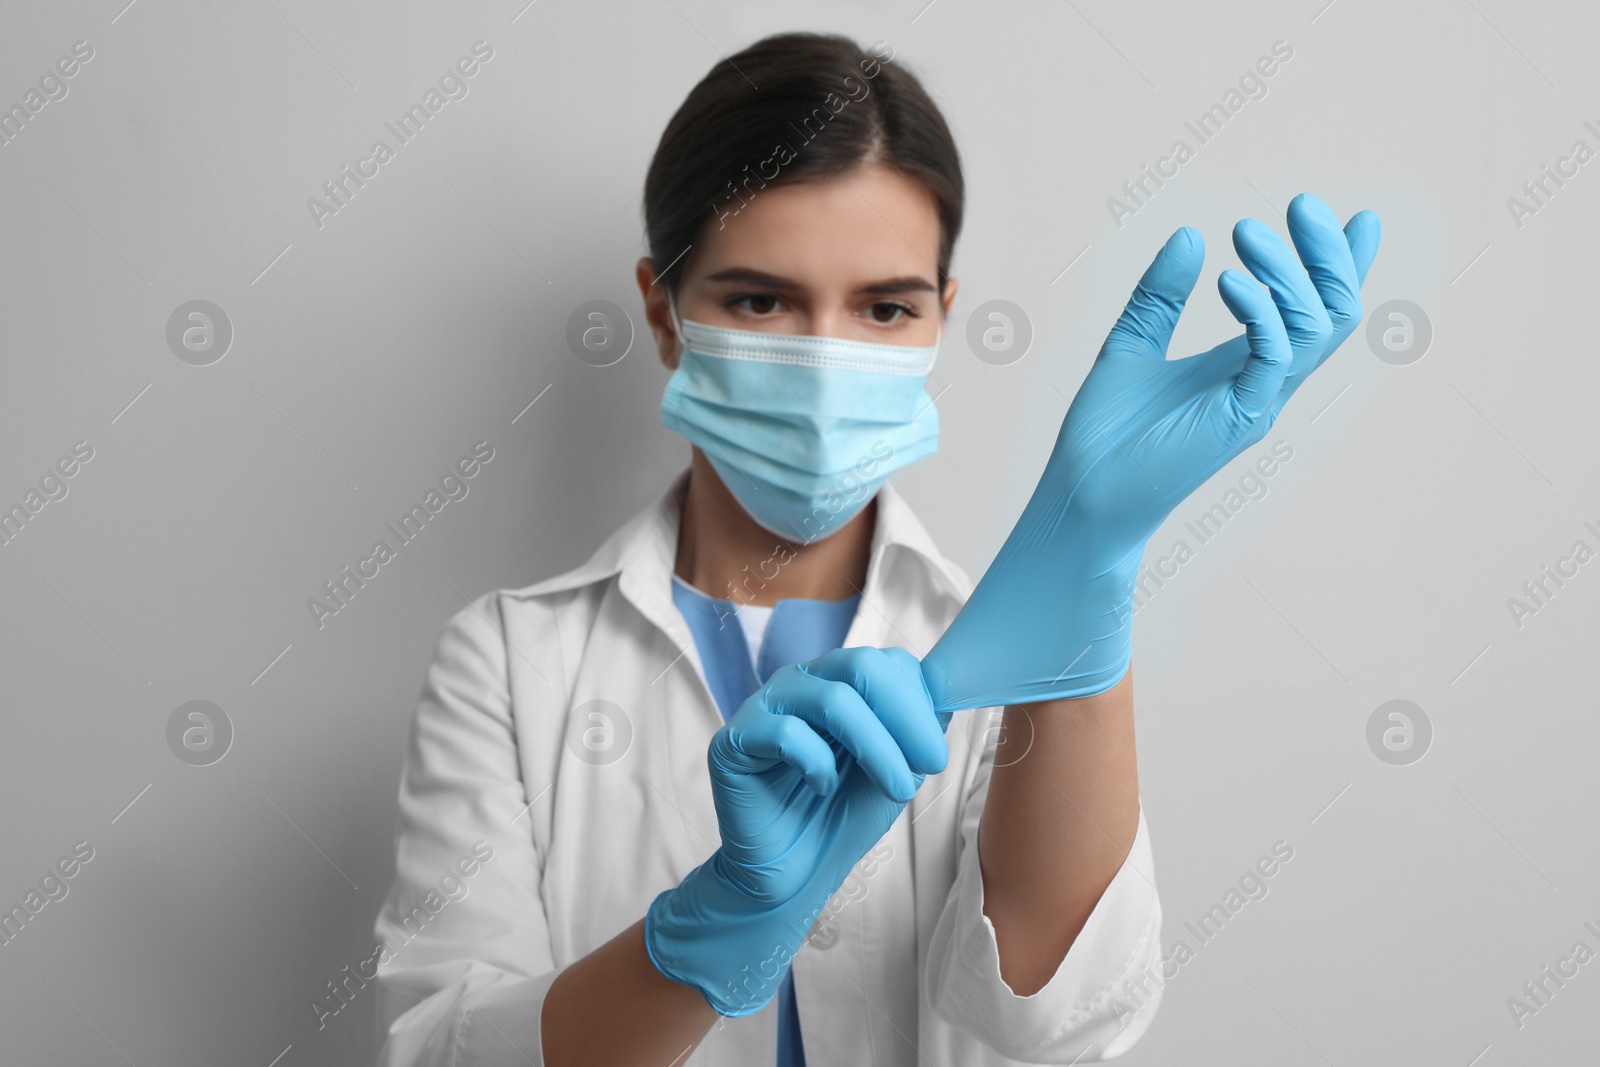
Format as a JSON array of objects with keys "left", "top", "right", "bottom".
[
  {"left": 976, "top": 667, "right": 1140, "bottom": 995},
  {"left": 542, "top": 917, "right": 719, "bottom": 1066}
]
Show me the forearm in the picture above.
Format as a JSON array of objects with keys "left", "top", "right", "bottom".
[
  {"left": 976, "top": 667, "right": 1140, "bottom": 995},
  {"left": 542, "top": 917, "right": 719, "bottom": 1066}
]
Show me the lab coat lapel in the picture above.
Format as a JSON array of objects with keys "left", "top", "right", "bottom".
[{"left": 609, "top": 472, "right": 733, "bottom": 888}]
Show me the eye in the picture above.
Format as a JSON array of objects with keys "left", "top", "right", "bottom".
[
  {"left": 727, "top": 293, "right": 783, "bottom": 316},
  {"left": 867, "top": 301, "right": 919, "bottom": 325}
]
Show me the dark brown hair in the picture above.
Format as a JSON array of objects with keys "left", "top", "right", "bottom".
[{"left": 643, "top": 32, "right": 964, "bottom": 296}]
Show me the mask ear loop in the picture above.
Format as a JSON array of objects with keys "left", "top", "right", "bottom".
[
  {"left": 666, "top": 289, "right": 686, "bottom": 350},
  {"left": 925, "top": 312, "right": 947, "bottom": 374},
  {"left": 922, "top": 274, "right": 951, "bottom": 372}
]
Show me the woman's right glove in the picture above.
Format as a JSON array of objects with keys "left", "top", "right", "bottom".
[{"left": 644, "top": 646, "right": 949, "bottom": 1016}]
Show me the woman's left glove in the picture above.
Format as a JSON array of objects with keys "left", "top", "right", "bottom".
[
  {"left": 920, "top": 193, "right": 1381, "bottom": 712},
  {"left": 645, "top": 646, "right": 950, "bottom": 1016}
]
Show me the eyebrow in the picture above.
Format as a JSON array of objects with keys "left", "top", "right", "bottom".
[{"left": 702, "top": 266, "right": 938, "bottom": 296}]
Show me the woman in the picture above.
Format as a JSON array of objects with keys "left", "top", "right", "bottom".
[{"left": 371, "top": 32, "right": 1379, "bottom": 1066}]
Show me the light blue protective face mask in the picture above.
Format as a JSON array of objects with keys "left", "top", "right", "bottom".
[{"left": 661, "top": 293, "right": 942, "bottom": 544}]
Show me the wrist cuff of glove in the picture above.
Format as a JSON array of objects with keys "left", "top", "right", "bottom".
[
  {"left": 644, "top": 857, "right": 823, "bottom": 1017},
  {"left": 1022, "top": 554, "right": 1138, "bottom": 702},
  {"left": 1021, "top": 641, "right": 1132, "bottom": 702},
  {"left": 921, "top": 553, "right": 1139, "bottom": 711}
]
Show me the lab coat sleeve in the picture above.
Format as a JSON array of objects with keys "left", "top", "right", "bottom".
[
  {"left": 922, "top": 738, "right": 1164, "bottom": 1062},
  {"left": 372, "top": 592, "right": 560, "bottom": 1066}
]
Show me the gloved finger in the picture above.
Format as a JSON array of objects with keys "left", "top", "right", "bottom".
[
  {"left": 1217, "top": 270, "right": 1293, "bottom": 424},
  {"left": 1286, "top": 193, "right": 1362, "bottom": 334},
  {"left": 777, "top": 670, "right": 920, "bottom": 803},
  {"left": 1344, "top": 209, "right": 1382, "bottom": 288},
  {"left": 885, "top": 646, "right": 954, "bottom": 738},
  {"left": 716, "top": 685, "right": 842, "bottom": 796},
  {"left": 1232, "top": 218, "right": 1332, "bottom": 352},
  {"left": 1101, "top": 226, "right": 1204, "bottom": 357},
  {"left": 802, "top": 647, "right": 948, "bottom": 776}
]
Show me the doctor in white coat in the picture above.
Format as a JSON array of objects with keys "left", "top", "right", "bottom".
[
  {"left": 371, "top": 28, "right": 1380, "bottom": 1067},
  {"left": 372, "top": 31, "right": 1159, "bottom": 1065}
]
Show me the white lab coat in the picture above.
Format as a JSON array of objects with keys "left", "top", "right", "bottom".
[{"left": 371, "top": 470, "right": 1164, "bottom": 1065}]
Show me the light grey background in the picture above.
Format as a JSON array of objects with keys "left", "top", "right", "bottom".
[{"left": 2, "top": 0, "right": 1595, "bottom": 1063}]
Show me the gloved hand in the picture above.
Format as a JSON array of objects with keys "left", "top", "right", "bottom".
[
  {"left": 645, "top": 646, "right": 949, "bottom": 1016},
  {"left": 920, "top": 193, "right": 1382, "bottom": 712}
]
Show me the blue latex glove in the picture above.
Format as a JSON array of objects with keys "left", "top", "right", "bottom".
[
  {"left": 645, "top": 646, "right": 949, "bottom": 1016},
  {"left": 921, "top": 193, "right": 1382, "bottom": 712}
]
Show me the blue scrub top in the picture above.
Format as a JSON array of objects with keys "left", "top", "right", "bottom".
[{"left": 670, "top": 574, "right": 861, "bottom": 1067}]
